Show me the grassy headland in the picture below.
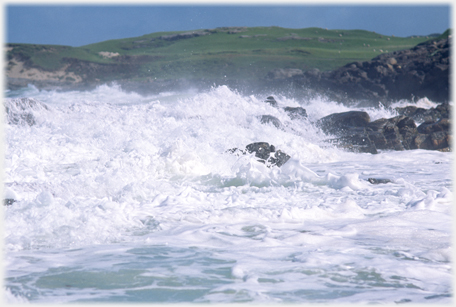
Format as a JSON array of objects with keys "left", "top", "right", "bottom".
[{"left": 6, "top": 26, "right": 438, "bottom": 86}]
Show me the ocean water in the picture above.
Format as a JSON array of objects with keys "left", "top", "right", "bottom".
[{"left": 2, "top": 84, "right": 453, "bottom": 304}]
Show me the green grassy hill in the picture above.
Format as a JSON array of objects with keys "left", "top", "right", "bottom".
[{"left": 6, "top": 26, "right": 436, "bottom": 84}]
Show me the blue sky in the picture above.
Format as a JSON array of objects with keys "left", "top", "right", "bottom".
[{"left": 6, "top": 4, "right": 451, "bottom": 47}]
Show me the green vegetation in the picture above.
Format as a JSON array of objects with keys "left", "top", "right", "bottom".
[{"left": 7, "top": 26, "right": 439, "bottom": 82}]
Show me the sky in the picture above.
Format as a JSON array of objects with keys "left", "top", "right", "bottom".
[{"left": 5, "top": 2, "right": 452, "bottom": 47}]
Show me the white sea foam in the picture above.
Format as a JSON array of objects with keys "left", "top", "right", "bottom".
[{"left": 2, "top": 84, "right": 453, "bottom": 303}]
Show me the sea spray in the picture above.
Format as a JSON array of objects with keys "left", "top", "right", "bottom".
[{"left": 3, "top": 84, "right": 452, "bottom": 303}]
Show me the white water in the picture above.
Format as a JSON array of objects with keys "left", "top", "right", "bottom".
[{"left": 2, "top": 84, "right": 453, "bottom": 303}]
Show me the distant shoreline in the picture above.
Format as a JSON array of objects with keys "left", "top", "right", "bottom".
[{"left": 5, "top": 27, "right": 450, "bottom": 105}]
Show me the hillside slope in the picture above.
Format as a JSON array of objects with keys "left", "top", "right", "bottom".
[{"left": 6, "top": 26, "right": 432, "bottom": 93}]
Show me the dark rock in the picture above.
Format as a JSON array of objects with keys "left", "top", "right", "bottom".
[
  {"left": 397, "top": 117, "right": 418, "bottom": 149},
  {"left": 316, "top": 107, "right": 451, "bottom": 153},
  {"left": 287, "top": 37, "right": 450, "bottom": 104},
  {"left": 4, "top": 199, "right": 16, "bottom": 206},
  {"left": 412, "top": 130, "right": 451, "bottom": 151},
  {"left": 317, "top": 111, "right": 379, "bottom": 153},
  {"left": 381, "top": 121, "right": 404, "bottom": 150},
  {"left": 429, "top": 131, "right": 451, "bottom": 150},
  {"left": 395, "top": 105, "right": 421, "bottom": 118},
  {"left": 435, "top": 102, "right": 451, "bottom": 119},
  {"left": 226, "top": 148, "right": 246, "bottom": 157},
  {"left": 260, "top": 115, "right": 283, "bottom": 128},
  {"left": 267, "top": 150, "right": 291, "bottom": 167},
  {"left": 397, "top": 116, "right": 417, "bottom": 129},
  {"left": 417, "top": 118, "right": 450, "bottom": 134},
  {"left": 284, "top": 106, "right": 307, "bottom": 119},
  {"left": 327, "top": 127, "right": 378, "bottom": 154},
  {"left": 396, "top": 102, "right": 450, "bottom": 123},
  {"left": 228, "top": 142, "right": 291, "bottom": 167},
  {"left": 413, "top": 133, "right": 432, "bottom": 149},
  {"left": 246, "top": 142, "right": 276, "bottom": 160},
  {"left": 365, "top": 116, "right": 417, "bottom": 150},
  {"left": 265, "top": 96, "right": 278, "bottom": 107},
  {"left": 316, "top": 111, "right": 371, "bottom": 135},
  {"left": 368, "top": 178, "right": 392, "bottom": 184},
  {"left": 366, "top": 130, "right": 388, "bottom": 149}
]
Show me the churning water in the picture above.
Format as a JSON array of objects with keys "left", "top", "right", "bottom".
[{"left": 2, "top": 84, "right": 453, "bottom": 303}]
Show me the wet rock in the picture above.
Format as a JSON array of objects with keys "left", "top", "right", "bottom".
[
  {"left": 406, "top": 118, "right": 452, "bottom": 150},
  {"left": 367, "top": 178, "right": 392, "bottom": 184},
  {"left": 4, "top": 199, "right": 16, "bottom": 206},
  {"left": 316, "top": 107, "right": 451, "bottom": 153},
  {"left": 264, "top": 96, "right": 278, "bottom": 107},
  {"left": 396, "top": 102, "right": 450, "bottom": 123},
  {"left": 413, "top": 133, "right": 431, "bottom": 149},
  {"left": 317, "top": 111, "right": 377, "bottom": 153},
  {"left": 367, "top": 115, "right": 417, "bottom": 150},
  {"left": 246, "top": 142, "right": 276, "bottom": 160},
  {"left": 417, "top": 118, "right": 450, "bottom": 134},
  {"left": 327, "top": 127, "right": 378, "bottom": 154},
  {"left": 429, "top": 131, "right": 451, "bottom": 149},
  {"left": 412, "top": 131, "right": 451, "bottom": 151},
  {"left": 259, "top": 115, "right": 283, "bottom": 128},
  {"left": 227, "top": 142, "right": 291, "bottom": 167},
  {"left": 4, "top": 187, "right": 18, "bottom": 206},
  {"left": 267, "top": 150, "right": 291, "bottom": 167},
  {"left": 284, "top": 106, "right": 307, "bottom": 119},
  {"left": 316, "top": 111, "right": 371, "bottom": 135}
]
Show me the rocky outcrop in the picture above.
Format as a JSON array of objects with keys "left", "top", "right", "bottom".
[
  {"left": 259, "top": 115, "right": 283, "bottom": 128},
  {"left": 289, "top": 37, "right": 450, "bottom": 104},
  {"left": 395, "top": 102, "right": 450, "bottom": 122},
  {"left": 316, "top": 103, "right": 451, "bottom": 153},
  {"left": 265, "top": 96, "right": 278, "bottom": 107},
  {"left": 284, "top": 107, "right": 307, "bottom": 120},
  {"left": 316, "top": 111, "right": 371, "bottom": 135},
  {"left": 227, "top": 142, "right": 291, "bottom": 167}
]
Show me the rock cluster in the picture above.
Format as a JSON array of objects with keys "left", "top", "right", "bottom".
[
  {"left": 317, "top": 102, "right": 451, "bottom": 153},
  {"left": 257, "top": 96, "right": 451, "bottom": 154},
  {"left": 288, "top": 37, "right": 450, "bottom": 104}
]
